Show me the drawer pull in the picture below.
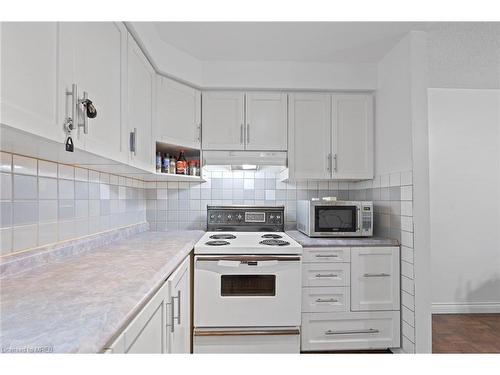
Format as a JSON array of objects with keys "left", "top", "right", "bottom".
[
  {"left": 315, "top": 273, "right": 338, "bottom": 278},
  {"left": 315, "top": 298, "right": 338, "bottom": 303},
  {"left": 325, "top": 328, "right": 379, "bottom": 335},
  {"left": 363, "top": 273, "right": 391, "bottom": 277},
  {"left": 315, "top": 254, "right": 339, "bottom": 258}
]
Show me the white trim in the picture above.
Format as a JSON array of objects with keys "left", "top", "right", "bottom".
[{"left": 432, "top": 302, "right": 500, "bottom": 314}]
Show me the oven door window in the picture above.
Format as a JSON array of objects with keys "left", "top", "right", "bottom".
[
  {"left": 221, "top": 275, "right": 276, "bottom": 296},
  {"left": 314, "top": 206, "right": 357, "bottom": 232}
]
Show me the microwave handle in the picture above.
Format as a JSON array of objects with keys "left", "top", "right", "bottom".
[{"left": 357, "top": 207, "right": 361, "bottom": 232}]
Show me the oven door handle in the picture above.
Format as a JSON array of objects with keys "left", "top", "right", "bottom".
[{"left": 196, "top": 256, "right": 301, "bottom": 262}]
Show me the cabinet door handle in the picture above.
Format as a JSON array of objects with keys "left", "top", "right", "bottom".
[
  {"left": 333, "top": 153, "right": 338, "bottom": 172},
  {"left": 240, "top": 124, "right": 244, "bottom": 144},
  {"left": 315, "top": 273, "right": 337, "bottom": 278},
  {"left": 325, "top": 328, "right": 379, "bottom": 335},
  {"left": 315, "top": 298, "right": 338, "bottom": 303},
  {"left": 197, "top": 123, "right": 201, "bottom": 142},
  {"left": 129, "top": 128, "right": 137, "bottom": 155},
  {"left": 246, "top": 123, "right": 250, "bottom": 144},
  {"left": 78, "top": 91, "right": 90, "bottom": 134},
  {"left": 363, "top": 273, "right": 391, "bottom": 277},
  {"left": 326, "top": 153, "right": 331, "bottom": 171},
  {"left": 166, "top": 290, "right": 181, "bottom": 333},
  {"left": 315, "top": 254, "right": 339, "bottom": 258}
]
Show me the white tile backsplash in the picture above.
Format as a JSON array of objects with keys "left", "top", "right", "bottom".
[{"left": 13, "top": 155, "right": 37, "bottom": 176}]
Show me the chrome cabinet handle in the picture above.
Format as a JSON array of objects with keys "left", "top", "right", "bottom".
[
  {"left": 197, "top": 123, "right": 201, "bottom": 142},
  {"left": 325, "top": 328, "right": 379, "bottom": 335},
  {"left": 315, "top": 254, "right": 339, "bottom": 258},
  {"left": 240, "top": 124, "right": 244, "bottom": 144},
  {"left": 363, "top": 273, "right": 391, "bottom": 277},
  {"left": 246, "top": 123, "right": 250, "bottom": 144},
  {"left": 333, "top": 153, "right": 338, "bottom": 172},
  {"left": 315, "top": 273, "right": 337, "bottom": 278},
  {"left": 166, "top": 290, "right": 181, "bottom": 333},
  {"left": 315, "top": 298, "right": 338, "bottom": 303},
  {"left": 129, "top": 128, "right": 137, "bottom": 155},
  {"left": 326, "top": 153, "right": 331, "bottom": 171},
  {"left": 64, "top": 83, "right": 78, "bottom": 132},
  {"left": 78, "top": 91, "right": 90, "bottom": 134}
]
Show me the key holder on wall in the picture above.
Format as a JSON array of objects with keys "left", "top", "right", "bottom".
[{"left": 63, "top": 84, "right": 98, "bottom": 152}]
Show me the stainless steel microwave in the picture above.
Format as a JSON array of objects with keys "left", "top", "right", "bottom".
[{"left": 297, "top": 200, "right": 373, "bottom": 237}]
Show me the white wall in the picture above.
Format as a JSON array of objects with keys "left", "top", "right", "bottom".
[
  {"left": 429, "top": 88, "right": 500, "bottom": 313},
  {"left": 374, "top": 35, "right": 413, "bottom": 176}
]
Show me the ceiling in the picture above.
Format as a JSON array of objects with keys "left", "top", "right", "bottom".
[{"left": 153, "top": 22, "right": 433, "bottom": 63}]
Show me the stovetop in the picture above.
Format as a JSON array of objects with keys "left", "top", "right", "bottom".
[{"left": 194, "top": 232, "right": 303, "bottom": 255}]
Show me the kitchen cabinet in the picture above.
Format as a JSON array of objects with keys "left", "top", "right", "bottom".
[
  {"left": 202, "top": 91, "right": 245, "bottom": 150},
  {"left": 127, "top": 35, "right": 155, "bottom": 172},
  {"left": 288, "top": 93, "right": 331, "bottom": 179},
  {"left": 245, "top": 92, "right": 287, "bottom": 151},
  {"left": 351, "top": 247, "right": 400, "bottom": 311},
  {"left": 59, "top": 22, "right": 128, "bottom": 163},
  {"left": 331, "top": 94, "right": 374, "bottom": 179},
  {"left": 300, "top": 246, "right": 400, "bottom": 352},
  {"left": 155, "top": 76, "right": 201, "bottom": 149},
  {"left": 287, "top": 93, "right": 373, "bottom": 181},
  {"left": 0, "top": 22, "right": 61, "bottom": 142},
  {"left": 105, "top": 255, "right": 191, "bottom": 354},
  {"left": 202, "top": 91, "right": 287, "bottom": 151}
]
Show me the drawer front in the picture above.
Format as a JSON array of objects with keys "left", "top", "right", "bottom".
[
  {"left": 302, "top": 263, "right": 350, "bottom": 287},
  {"left": 303, "top": 248, "right": 350, "bottom": 263},
  {"left": 301, "top": 311, "right": 401, "bottom": 351},
  {"left": 193, "top": 328, "right": 300, "bottom": 353},
  {"left": 302, "top": 287, "right": 350, "bottom": 313}
]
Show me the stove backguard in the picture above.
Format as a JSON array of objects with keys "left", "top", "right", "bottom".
[{"left": 207, "top": 206, "right": 285, "bottom": 232}]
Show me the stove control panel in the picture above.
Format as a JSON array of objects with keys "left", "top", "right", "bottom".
[{"left": 207, "top": 206, "right": 284, "bottom": 231}]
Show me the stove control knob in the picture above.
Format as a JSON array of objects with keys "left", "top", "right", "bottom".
[
  {"left": 227, "top": 214, "right": 232, "bottom": 221},
  {"left": 210, "top": 214, "right": 216, "bottom": 221},
  {"left": 236, "top": 214, "right": 243, "bottom": 221}
]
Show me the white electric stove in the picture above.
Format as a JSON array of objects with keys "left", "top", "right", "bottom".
[{"left": 193, "top": 206, "right": 303, "bottom": 353}]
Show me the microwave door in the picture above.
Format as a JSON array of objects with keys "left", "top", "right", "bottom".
[{"left": 314, "top": 206, "right": 358, "bottom": 233}]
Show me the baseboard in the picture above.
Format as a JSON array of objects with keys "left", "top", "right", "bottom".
[{"left": 432, "top": 302, "right": 500, "bottom": 314}]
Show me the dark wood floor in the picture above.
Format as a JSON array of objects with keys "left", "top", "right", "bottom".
[{"left": 432, "top": 313, "right": 500, "bottom": 353}]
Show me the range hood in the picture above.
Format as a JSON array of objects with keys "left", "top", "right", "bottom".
[{"left": 202, "top": 151, "right": 287, "bottom": 168}]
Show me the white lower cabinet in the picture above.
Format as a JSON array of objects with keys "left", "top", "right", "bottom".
[
  {"left": 301, "top": 311, "right": 400, "bottom": 351},
  {"left": 104, "top": 255, "right": 191, "bottom": 354},
  {"left": 301, "top": 246, "right": 400, "bottom": 352}
]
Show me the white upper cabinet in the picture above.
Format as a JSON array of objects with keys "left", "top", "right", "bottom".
[
  {"left": 202, "top": 91, "right": 287, "bottom": 151},
  {"left": 287, "top": 92, "right": 373, "bottom": 181},
  {"left": 288, "top": 93, "right": 331, "bottom": 179},
  {"left": 0, "top": 22, "right": 61, "bottom": 142},
  {"left": 155, "top": 76, "right": 201, "bottom": 148},
  {"left": 127, "top": 35, "right": 154, "bottom": 172},
  {"left": 59, "top": 22, "right": 128, "bottom": 163},
  {"left": 202, "top": 91, "right": 245, "bottom": 150},
  {"left": 331, "top": 94, "right": 373, "bottom": 179},
  {"left": 245, "top": 92, "right": 287, "bottom": 151}
]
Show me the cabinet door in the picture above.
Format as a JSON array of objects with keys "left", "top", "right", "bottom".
[
  {"left": 127, "top": 35, "right": 154, "bottom": 172},
  {"left": 155, "top": 76, "right": 201, "bottom": 148},
  {"left": 122, "top": 280, "right": 169, "bottom": 353},
  {"left": 331, "top": 94, "right": 373, "bottom": 179},
  {"left": 351, "top": 247, "right": 400, "bottom": 311},
  {"left": 288, "top": 93, "right": 331, "bottom": 179},
  {"left": 60, "top": 22, "right": 128, "bottom": 163},
  {"left": 245, "top": 92, "right": 287, "bottom": 151},
  {"left": 202, "top": 91, "right": 245, "bottom": 150},
  {"left": 167, "top": 256, "right": 191, "bottom": 353},
  {"left": 1, "top": 22, "right": 61, "bottom": 142}
]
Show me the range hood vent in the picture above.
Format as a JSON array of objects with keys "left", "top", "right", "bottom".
[{"left": 202, "top": 151, "right": 287, "bottom": 167}]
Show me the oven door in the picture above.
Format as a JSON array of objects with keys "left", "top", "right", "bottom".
[
  {"left": 194, "top": 255, "right": 302, "bottom": 327},
  {"left": 312, "top": 204, "right": 361, "bottom": 236}
]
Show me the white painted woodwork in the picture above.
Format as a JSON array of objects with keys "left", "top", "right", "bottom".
[
  {"left": 202, "top": 91, "right": 245, "bottom": 150},
  {"left": 302, "top": 287, "right": 350, "bottom": 313},
  {"left": 167, "top": 255, "right": 191, "bottom": 353},
  {"left": 288, "top": 93, "right": 331, "bottom": 179},
  {"left": 302, "top": 263, "right": 350, "bottom": 287},
  {"left": 351, "top": 247, "right": 400, "bottom": 311},
  {"left": 155, "top": 76, "right": 201, "bottom": 148},
  {"left": 245, "top": 92, "right": 287, "bottom": 150},
  {"left": 127, "top": 35, "right": 154, "bottom": 172},
  {"left": 301, "top": 311, "right": 401, "bottom": 351},
  {"left": 331, "top": 94, "right": 374, "bottom": 179},
  {"left": 59, "top": 22, "right": 128, "bottom": 163},
  {"left": 0, "top": 22, "right": 61, "bottom": 142},
  {"left": 302, "top": 247, "right": 351, "bottom": 263}
]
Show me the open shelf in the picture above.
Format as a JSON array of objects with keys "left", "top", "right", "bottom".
[{"left": 154, "top": 140, "right": 203, "bottom": 182}]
